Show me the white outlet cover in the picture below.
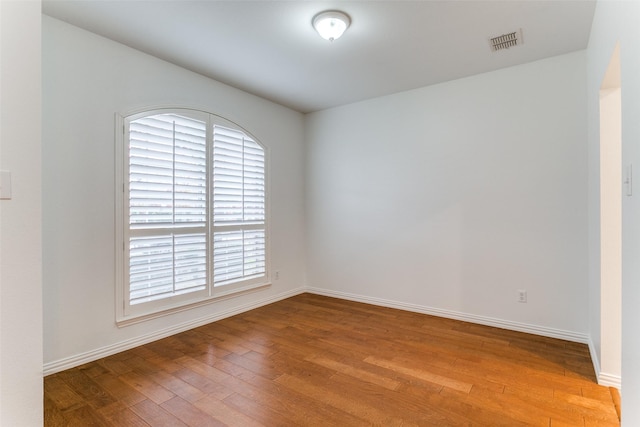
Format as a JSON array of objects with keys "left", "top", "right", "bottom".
[{"left": 517, "top": 290, "right": 527, "bottom": 303}]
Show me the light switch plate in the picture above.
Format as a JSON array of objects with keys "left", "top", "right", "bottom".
[{"left": 0, "top": 170, "right": 12, "bottom": 200}]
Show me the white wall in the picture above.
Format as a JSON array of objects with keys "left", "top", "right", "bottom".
[
  {"left": 41, "top": 7, "right": 640, "bottom": 424},
  {"left": 587, "top": 1, "right": 640, "bottom": 424},
  {"left": 599, "top": 83, "right": 621, "bottom": 381},
  {"left": 305, "top": 52, "right": 588, "bottom": 338},
  {"left": 0, "top": 1, "right": 43, "bottom": 425},
  {"left": 42, "top": 16, "right": 306, "bottom": 369}
]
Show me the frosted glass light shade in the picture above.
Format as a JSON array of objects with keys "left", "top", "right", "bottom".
[{"left": 313, "top": 11, "right": 350, "bottom": 42}]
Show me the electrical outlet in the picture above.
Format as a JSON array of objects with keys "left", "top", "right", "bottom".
[
  {"left": 274, "top": 271, "right": 280, "bottom": 280},
  {"left": 518, "top": 290, "right": 527, "bottom": 303}
]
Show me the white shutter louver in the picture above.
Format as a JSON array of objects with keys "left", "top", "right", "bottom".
[
  {"left": 212, "top": 126, "right": 244, "bottom": 224},
  {"left": 243, "top": 140, "right": 266, "bottom": 222},
  {"left": 130, "top": 114, "right": 207, "bottom": 228},
  {"left": 121, "top": 110, "right": 267, "bottom": 317},
  {"left": 212, "top": 229, "right": 265, "bottom": 284},
  {"left": 128, "top": 113, "right": 208, "bottom": 304},
  {"left": 212, "top": 125, "right": 266, "bottom": 286}
]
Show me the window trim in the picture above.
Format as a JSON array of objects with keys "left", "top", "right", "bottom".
[{"left": 115, "top": 107, "right": 271, "bottom": 326}]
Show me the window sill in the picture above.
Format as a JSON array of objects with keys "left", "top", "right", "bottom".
[{"left": 116, "top": 281, "right": 271, "bottom": 327}]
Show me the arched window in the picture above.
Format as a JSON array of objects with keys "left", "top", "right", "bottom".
[{"left": 116, "top": 109, "right": 268, "bottom": 323}]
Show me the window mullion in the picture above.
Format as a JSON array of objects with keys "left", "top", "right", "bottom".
[
  {"left": 207, "top": 115, "right": 213, "bottom": 296},
  {"left": 172, "top": 120, "right": 177, "bottom": 295},
  {"left": 242, "top": 135, "right": 246, "bottom": 224},
  {"left": 129, "top": 226, "right": 206, "bottom": 237},
  {"left": 241, "top": 136, "right": 246, "bottom": 279},
  {"left": 172, "top": 234, "right": 176, "bottom": 295}
]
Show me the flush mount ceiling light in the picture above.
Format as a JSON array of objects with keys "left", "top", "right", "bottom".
[{"left": 313, "top": 10, "right": 350, "bottom": 42}]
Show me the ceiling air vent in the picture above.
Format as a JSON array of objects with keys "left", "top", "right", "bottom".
[{"left": 489, "top": 29, "right": 523, "bottom": 52}]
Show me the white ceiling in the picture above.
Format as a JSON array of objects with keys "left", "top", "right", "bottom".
[{"left": 42, "top": 0, "right": 596, "bottom": 113}]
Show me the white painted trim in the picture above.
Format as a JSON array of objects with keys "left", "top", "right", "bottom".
[
  {"left": 598, "top": 372, "right": 622, "bottom": 389},
  {"left": 588, "top": 334, "right": 621, "bottom": 389},
  {"left": 46, "top": 285, "right": 608, "bottom": 384},
  {"left": 588, "top": 337, "right": 603, "bottom": 382},
  {"left": 313, "top": 287, "right": 616, "bottom": 383},
  {"left": 306, "top": 287, "right": 590, "bottom": 344},
  {"left": 116, "top": 282, "right": 272, "bottom": 327},
  {"left": 43, "top": 286, "right": 306, "bottom": 376},
  {"left": 116, "top": 107, "right": 273, "bottom": 323}
]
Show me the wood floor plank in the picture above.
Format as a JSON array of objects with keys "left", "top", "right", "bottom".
[
  {"left": 323, "top": 370, "right": 466, "bottom": 426},
  {"left": 143, "top": 339, "right": 188, "bottom": 362},
  {"left": 397, "top": 381, "right": 516, "bottom": 426},
  {"left": 55, "top": 368, "right": 117, "bottom": 410},
  {"left": 118, "top": 371, "right": 175, "bottom": 404},
  {"left": 44, "top": 394, "right": 70, "bottom": 427},
  {"left": 554, "top": 389, "right": 619, "bottom": 422},
  {"left": 500, "top": 385, "right": 586, "bottom": 425},
  {"left": 91, "top": 371, "right": 147, "bottom": 407},
  {"left": 275, "top": 373, "right": 411, "bottom": 426},
  {"left": 175, "top": 353, "right": 322, "bottom": 422},
  {"left": 45, "top": 293, "right": 620, "bottom": 426},
  {"left": 222, "top": 391, "right": 332, "bottom": 427},
  {"left": 305, "top": 354, "right": 401, "bottom": 390},
  {"left": 442, "top": 386, "right": 552, "bottom": 426},
  {"left": 216, "top": 366, "right": 369, "bottom": 426},
  {"left": 222, "top": 351, "right": 282, "bottom": 380},
  {"left": 130, "top": 399, "right": 189, "bottom": 427},
  {"left": 96, "top": 355, "right": 134, "bottom": 376},
  {"left": 195, "top": 352, "right": 369, "bottom": 425},
  {"left": 195, "top": 324, "right": 276, "bottom": 356},
  {"left": 147, "top": 369, "right": 207, "bottom": 403},
  {"left": 365, "top": 355, "right": 473, "bottom": 392},
  {"left": 59, "top": 404, "right": 112, "bottom": 427},
  {"left": 44, "top": 374, "right": 86, "bottom": 412},
  {"left": 160, "top": 396, "right": 225, "bottom": 426},
  {"left": 77, "top": 361, "right": 110, "bottom": 378},
  {"left": 97, "top": 402, "right": 150, "bottom": 427},
  {"left": 220, "top": 392, "right": 294, "bottom": 426},
  {"left": 193, "top": 394, "right": 266, "bottom": 427},
  {"left": 171, "top": 367, "right": 235, "bottom": 400},
  {"left": 147, "top": 354, "right": 187, "bottom": 374}
]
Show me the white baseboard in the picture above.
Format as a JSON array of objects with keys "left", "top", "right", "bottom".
[
  {"left": 306, "top": 288, "right": 620, "bottom": 389},
  {"left": 307, "top": 288, "right": 629, "bottom": 386},
  {"left": 587, "top": 337, "right": 621, "bottom": 389},
  {"left": 587, "top": 337, "right": 603, "bottom": 383},
  {"left": 598, "top": 372, "right": 622, "bottom": 389},
  {"left": 306, "top": 287, "right": 590, "bottom": 344},
  {"left": 44, "top": 285, "right": 615, "bottom": 388},
  {"left": 43, "top": 286, "right": 306, "bottom": 376}
]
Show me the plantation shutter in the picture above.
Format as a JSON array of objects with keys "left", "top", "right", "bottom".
[
  {"left": 127, "top": 113, "right": 208, "bottom": 304},
  {"left": 212, "top": 125, "right": 266, "bottom": 286}
]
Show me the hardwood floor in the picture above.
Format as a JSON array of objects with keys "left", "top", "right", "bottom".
[{"left": 44, "top": 293, "right": 620, "bottom": 426}]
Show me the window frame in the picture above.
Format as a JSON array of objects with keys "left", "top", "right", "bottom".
[{"left": 115, "top": 108, "right": 271, "bottom": 325}]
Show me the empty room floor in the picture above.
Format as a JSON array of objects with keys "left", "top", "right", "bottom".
[{"left": 44, "top": 293, "right": 620, "bottom": 426}]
